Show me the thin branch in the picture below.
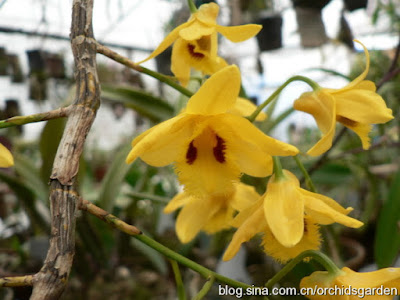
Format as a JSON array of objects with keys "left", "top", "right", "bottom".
[
  {"left": 0, "top": 26, "right": 152, "bottom": 52},
  {"left": 0, "top": 275, "right": 34, "bottom": 287},
  {"left": 96, "top": 42, "right": 194, "bottom": 98},
  {"left": 79, "top": 199, "right": 141, "bottom": 235},
  {"left": 0, "top": 106, "right": 71, "bottom": 129},
  {"left": 78, "top": 199, "right": 255, "bottom": 290}
]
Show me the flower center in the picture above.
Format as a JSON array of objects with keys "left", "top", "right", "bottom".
[
  {"left": 184, "top": 130, "right": 227, "bottom": 165},
  {"left": 336, "top": 115, "right": 358, "bottom": 127},
  {"left": 213, "top": 135, "right": 226, "bottom": 163},
  {"left": 187, "top": 44, "right": 205, "bottom": 59},
  {"left": 186, "top": 141, "right": 197, "bottom": 165}
]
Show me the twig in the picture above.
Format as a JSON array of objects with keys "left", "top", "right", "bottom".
[
  {"left": 0, "top": 106, "right": 71, "bottom": 129},
  {"left": 0, "top": 275, "right": 34, "bottom": 287},
  {"left": 377, "top": 31, "right": 400, "bottom": 90},
  {"left": 95, "top": 42, "right": 194, "bottom": 98},
  {"left": 79, "top": 199, "right": 141, "bottom": 235},
  {"left": 30, "top": 1, "right": 101, "bottom": 299},
  {"left": 78, "top": 199, "right": 255, "bottom": 290}
]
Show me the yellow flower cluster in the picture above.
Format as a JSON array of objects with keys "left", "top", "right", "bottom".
[{"left": 128, "top": 0, "right": 395, "bottom": 285}]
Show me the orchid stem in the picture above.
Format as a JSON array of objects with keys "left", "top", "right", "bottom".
[
  {"left": 0, "top": 106, "right": 70, "bottom": 129},
  {"left": 170, "top": 259, "right": 186, "bottom": 300},
  {"left": 265, "top": 250, "right": 341, "bottom": 289},
  {"left": 272, "top": 156, "right": 285, "bottom": 180},
  {"left": 192, "top": 276, "right": 215, "bottom": 300},
  {"left": 79, "top": 199, "right": 255, "bottom": 290},
  {"left": 294, "top": 155, "right": 317, "bottom": 193},
  {"left": 248, "top": 75, "right": 319, "bottom": 122},
  {"left": 187, "top": 0, "right": 197, "bottom": 13},
  {"left": 96, "top": 42, "right": 193, "bottom": 98}
]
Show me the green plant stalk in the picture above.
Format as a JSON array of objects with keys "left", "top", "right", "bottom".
[
  {"left": 0, "top": 106, "right": 70, "bottom": 129},
  {"left": 192, "top": 276, "right": 215, "bottom": 300},
  {"left": 248, "top": 75, "right": 319, "bottom": 122},
  {"left": 264, "top": 107, "right": 294, "bottom": 133},
  {"left": 127, "top": 191, "right": 169, "bottom": 204},
  {"left": 187, "top": 0, "right": 197, "bottom": 13},
  {"left": 134, "top": 234, "right": 253, "bottom": 290},
  {"left": 265, "top": 250, "right": 341, "bottom": 289},
  {"left": 294, "top": 155, "right": 317, "bottom": 192},
  {"left": 170, "top": 259, "right": 187, "bottom": 300},
  {"left": 81, "top": 200, "right": 257, "bottom": 291},
  {"left": 272, "top": 156, "right": 285, "bottom": 181},
  {"left": 96, "top": 42, "right": 193, "bottom": 98}
]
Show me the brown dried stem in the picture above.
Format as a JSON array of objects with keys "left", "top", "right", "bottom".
[
  {"left": 79, "top": 199, "right": 141, "bottom": 235},
  {"left": 29, "top": 0, "right": 101, "bottom": 299}
]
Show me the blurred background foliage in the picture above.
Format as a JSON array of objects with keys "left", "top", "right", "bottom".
[{"left": 0, "top": 0, "right": 400, "bottom": 299}]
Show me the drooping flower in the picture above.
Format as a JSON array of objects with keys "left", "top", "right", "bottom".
[
  {"left": 223, "top": 169, "right": 363, "bottom": 262},
  {"left": 126, "top": 65, "right": 298, "bottom": 201},
  {"left": 293, "top": 41, "right": 393, "bottom": 156},
  {"left": 137, "top": 3, "right": 262, "bottom": 86},
  {"left": 0, "top": 143, "right": 14, "bottom": 168},
  {"left": 264, "top": 170, "right": 363, "bottom": 247},
  {"left": 300, "top": 267, "right": 400, "bottom": 299},
  {"left": 223, "top": 198, "right": 321, "bottom": 263},
  {"left": 164, "top": 182, "right": 261, "bottom": 243}
]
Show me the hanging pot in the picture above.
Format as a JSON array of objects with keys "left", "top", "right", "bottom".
[
  {"left": 295, "top": 7, "right": 328, "bottom": 48},
  {"left": 255, "top": 13, "right": 283, "bottom": 51},
  {"left": 343, "top": 0, "right": 368, "bottom": 12},
  {"left": 0, "top": 48, "right": 8, "bottom": 76},
  {"left": 155, "top": 46, "right": 173, "bottom": 76},
  {"left": 7, "top": 54, "right": 24, "bottom": 83},
  {"left": 26, "top": 50, "right": 46, "bottom": 74},
  {"left": 292, "top": 0, "right": 332, "bottom": 10},
  {"left": 44, "top": 54, "right": 66, "bottom": 79},
  {"left": 29, "top": 73, "right": 47, "bottom": 101}
]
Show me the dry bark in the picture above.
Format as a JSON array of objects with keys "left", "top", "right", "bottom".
[{"left": 30, "top": 0, "right": 100, "bottom": 298}]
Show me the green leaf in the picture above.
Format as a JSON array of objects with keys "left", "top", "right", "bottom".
[
  {"left": 0, "top": 171, "right": 48, "bottom": 232},
  {"left": 14, "top": 154, "right": 48, "bottom": 202},
  {"left": 39, "top": 118, "right": 66, "bottom": 185},
  {"left": 310, "top": 163, "right": 352, "bottom": 185},
  {"left": 102, "top": 84, "right": 174, "bottom": 122},
  {"left": 374, "top": 170, "right": 400, "bottom": 268},
  {"left": 98, "top": 143, "right": 132, "bottom": 212}
]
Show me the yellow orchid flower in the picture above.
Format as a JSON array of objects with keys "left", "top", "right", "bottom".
[
  {"left": 164, "top": 182, "right": 260, "bottom": 243},
  {"left": 293, "top": 41, "right": 393, "bottom": 156},
  {"left": 300, "top": 267, "right": 400, "bottom": 299},
  {"left": 223, "top": 169, "right": 363, "bottom": 262},
  {"left": 138, "top": 3, "right": 262, "bottom": 86},
  {"left": 126, "top": 66, "right": 298, "bottom": 199},
  {"left": 264, "top": 170, "right": 363, "bottom": 247},
  {"left": 228, "top": 97, "right": 267, "bottom": 122},
  {"left": 0, "top": 143, "right": 14, "bottom": 167},
  {"left": 223, "top": 198, "right": 321, "bottom": 263}
]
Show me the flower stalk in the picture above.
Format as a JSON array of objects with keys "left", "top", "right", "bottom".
[
  {"left": 265, "top": 250, "right": 341, "bottom": 289},
  {"left": 248, "top": 75, "right": 319, "bottom": 122}
]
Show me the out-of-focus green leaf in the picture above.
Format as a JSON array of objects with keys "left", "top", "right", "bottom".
[
  {"left": 39, "top": 118, "right": 66, "bottom": 185},
  {"left": 0, "top": 171, "right": 48, "bottom": 232},
  {"left": 375, "top": 169, "right": 400, "bottom": 268},
  {"left": 98, "top": 143, "right": 132, "bottom": 212},
  {"left": 310, "top": 163, "right": 352, "bottom": 185},
  {"left": 131, "top": 234, "right": 168, "bottom": 275},
  {"left": 102, "top": 85, "right": 174, "bottom": 122},
  {"left": 14, "top": 153, "right": 48, "bottom": 202}
]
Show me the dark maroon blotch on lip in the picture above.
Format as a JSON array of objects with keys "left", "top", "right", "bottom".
[
  {"left": 187, "top": 44, "right": 205, "bottom": 59},
  {"left": 186, "top": 141, "right": 197, "bottom": 164},
  {"left": 213, "top": 135, "right": 226, "bottom": 163}
]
